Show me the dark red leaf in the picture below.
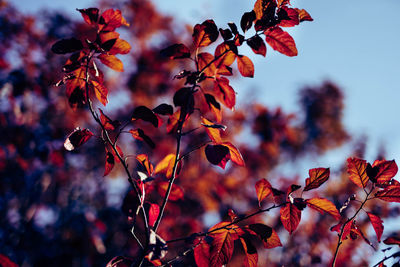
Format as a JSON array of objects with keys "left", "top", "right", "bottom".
[
  {"left": 264, "top": 27, "right": 298, "bottom": 57},
  {"left": 295, "top": 8, "right": 313, "bottom": 22},
  {"left": 214, "top": 77, "right": 236, "bottom": 110},
  {"left": 280, "top": 203, "right": 301, "bottom": 234},
  {"left": 247, "top": 223, "right": 282, "bottom": 249},
  {"left": 132, "top": 106, "right": 159, "bottom": 127},
  {"left": 306, "top": 198, "right": 340, "bottom": 220},
  {"left": 375, "top": 185, "right": 400, "bottom": 202},
  {"left": 129, "top": 129, "right": 155, "bottom": 149},
  {"left": 384, "top": 237, "right": 400, "bottom": 246},
  {"left": 205, "top": 144, "right": 230, "bottom": 169},
  {"left": 192, "top": 20, "right": 219, "bottom": 48},
  {"left": 255, "top": 179, "right": 272, "bottom": 206},
  {"left": 51, "top": 38, "right": 83, "bottom": 54},
  {"left": 194, "top": 238, "right": 211, "bottom": 267},
  {"left": 0, "top": 254, "right": 18, "bottom": 267},
  {"left": 104, "top": 151, "right": 115, "bottom": 176},
  {"left": 160, "top": 43, "right": 190, "bottom": 59},
  {"left": 146, "top": 203, "right": 160, "bottom": 228},
  {"left": 153, "top": 103, "right": 173, "bottom": 115},
  {"left": 278, "top": 7, "right": 300, "bottom": 27},
  {"left": 367, "top": 212, "right": 384, "bottom": 242},
  {"left": 247, "top": 35, "right": 267, "bottom": 57},
  {"left": 240, "top": 237, "right": 258, "bottom": 267},
  {"left": 304, "top": 167, "right": 330, "bottom": 191},
  {"left": 240, "top": 11, "right": 256, "bottom": 33},
  {"left": 77, "top": 8, "right": 99, "bottom": 26},
  {"left": 64, "top": 128, "right": 93, "bottom": 151},
  {"left": 347, "top": 157, "right": 369, "bottom": 188}
]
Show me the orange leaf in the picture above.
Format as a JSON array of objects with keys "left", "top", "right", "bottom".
[
  {"left": 375, "top": 185, "right": 400, "bottom": 203},
  {"left": 98, "top": 54, "right": 123, "bottom": 72},
  {"left": 198, "top": 52, "right": 217, "bottom": 77},
  {"left": 98, "top": 9, "right": 129, "bottom": 32},
  {"left": 157, "top": 182, "right": 184, "bottom": 201},
  {"left": 214, "top": 77, "right": 236, "bottom": 110},
  {"left": 204, "top": 93, "right": 222, "bottom": 123},
  {"left": 201, "top": 117, "right": 223, "bottom": 143},
  {"left": 192, "top": 20, "right": 219, "bottom": 48},
  {"left": 104, "top": 151, "right": 115, "bottom": 176},
  {"left": 109, "top": 38, "right": 131, "bottom": 55},
  {"left": 280, "top": 203, "right": 301, "bottom": 234},
  {"left": 304, "top": 167, "right": 330, "bottom": 191},
  {"left": 208, "top": 222, "right": 243, "bottom": 266},
  {"left": 306, "top": 198, "right": 340, "bottom": 220},
  {"left": 90, "top": 80, "right": 108, "bottom": 106},
  {"left": 367, "top": 212, "right": 384, "bottom": 242},
  {"left": 240, "top": 237, "right": 258, "bottom": 267},
  {"left": 194, "top": 239, "right": 211, "bottom": 267},
  {"left": 247, "top": 223, "right": 282, "bottom": 249},
  {"left": 372, "top": 160, "right": 398, "bottom": 184},
  {"left": 264, "top": 26, "right": 298, "bottom": 57},
  {"left": 214, "top": 42, "right": 236, "bottom": 68},
  {"left": 237, "top": 55, "right": 254, "bottom": 78},
  {"left": 347, "top": 157, "right": 369, "bottom": 188},
  {"left": 136, "top": 154, "right": 153, "bottom": 176},
  {"left": 154, "top": 154, "right": 175, "bottom": 179},
  {"left": 221, "top": 142, "right": 245, "bottom": 166},
  {"left": 295, "top": 8, "right": 313, "bottom": 22},
  {"left": 129, "top": 129, "right": 155, "bottom": 149},
  {"left": 99, "top": 108, "right": 116, "bottom": 130},
  {"left": 255, "top": 179, "right": 272, "bottom": 206}
]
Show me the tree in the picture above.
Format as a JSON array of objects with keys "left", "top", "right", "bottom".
[{"left": 1, "top": 0, "right": 400, "bottom": 266}]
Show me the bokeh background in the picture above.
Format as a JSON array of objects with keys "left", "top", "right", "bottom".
[{"left": 1, "top": 0, "right": 399, "bottom": 266}]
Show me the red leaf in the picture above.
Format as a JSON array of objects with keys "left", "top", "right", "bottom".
[
  {"left": 220, "top": 142, "right": 245, "bottom": 166},
  {"left": 214, "top": 42, "right": 236, "bottom": 68},
  {"left": 198, "top": 52, "right": 217, "bottom": 76},
  {"left": 208, "top": 222, "right": 243, "bottom": 266},
  {"left": 193, "top": 20, "right": 219, "bottom": 48},
  {"left": 295, "top": 8, "right": 313, "bottom": 22},
  {"left": 104, "top": 151, "right": 115, "bottom": 176},
  {"left": 367, "top": 212, "right": 384, "bottom": 242},
  {"left": 255, "top": 179, "right": 272, "bottom": 206},
  {"left": 78, "top": 8, "right": 99, "bottom": 26},
  {"left": 246, "top": 35, "right": 267, "bottom": 57},
  {"left": 280, "top": 203, "right": 301, "bottom": 234},
  {"left": 64, "top": 128, "right": 93, "bottom": 151},
  {"left": 373, "top": 160, "right": 398, "bottom": 184},
  {"left": 136, "top": 154, "right": 153, "bottom": 176},
  {"left": 201, "top": 117, "right": 223, "bottom": 143},
  {"left": 0, "top": 254, "right": 18, "bottom": 267},
  {"left": 278, "top": 7, "right": 300, "bottom": 27},
  {"left": 51, "top": 38, "right": 83, "bottom": 54},
  {"left": 240, "top": 237, "right": 258, "bottom": 267},
  {"left": 264, "top": 27, "right": 298, "bottom": 57},
  {"left": 304, "top": 167, "right": 330, "bottom": 191},
  {"left": 306, "top": 198, "right": 340, "bottom": 220},
  {"left": 147, "top": 203, "right": 160, "bottom": 228},
  {"left": 247, "top": 223, "right": 282, "bottom": 249},
  {"left": 237, "top": 55, "right": 254, "bottom": 78},
  {"left": 347, "top": 157, "right": 369, "bottom": 188},
  {"left": 205, "top": 144, "right": 230, "bottom": 169},
  {"left": 98, "top": 9, "right": 129, "bottom": 32},
  {"left": 129, "top": 129, "right": 155, "bottom": 149},
  {"left": 375, "top": 185, "right": 400, "bottom": 202},
  {"left": 194, "top": 239, "right": 211, "bottom": 267},
  {"left": 160, "top": 44, "right": 190, "bottom": 59},
  {"left": 384, "top": 237, "right": 400, "bottom": 246},
  {"left": 99, "top": 109, "right": 117, "bottom": 130},
  {"left": 98, "top": 54, "right": 123, "bottom": 72},
  {"left": 214, "top": 77, "right": 236, "bottom": 110},
  {"left": 157, "top": 182, "right": 184, "bottom": 201}
]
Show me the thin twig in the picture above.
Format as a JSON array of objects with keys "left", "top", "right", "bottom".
[{"left": 372, "top": 251, "right": 400, "bottom": 267}]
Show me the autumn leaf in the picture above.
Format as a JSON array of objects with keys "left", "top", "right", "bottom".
[
  {"left": 240, "top": 237, "right": 258, "bottom": 267},
  {"left": 109, "top": 38, "right": 131, "bottom": 55},
  {"left": 214, "top": 77, "right": 236, "bottom": 110},
  {"left": 306, "top": 197, "right": 340, "bottom": 220},
  {"left": 146, "top": 203, "right": 160, "bottom": 228},
  {"left": 98, "top": 9, "right": 129, "bottom": 32},
  {"left": 193, "top": 20, "right": 219, "bottom": 48},
  {"left": 204, "top": 93, "right": 222, "bottom": 123},
  {"left": 221, "top": 142, "right": 245, "bottom": 166},
  {"left": 383, "top": 236, "right": 400, "bottom": 246},
  {"left": 132, "top": 106, "right": 159, "bottom": 127},
  {"left": 347, "top": 157, "right": 369, "bottom": 188},
  {"left": 237, "top": 55, "right": 254, "bottom": 78},
  {"left": 280, "top": 203, "right": 301, "bottom": 234},
  {"left": 201, "top": 117, "right": 223, "bottom": 143},
  {"left": 278, "top": 7, "right": 300, "bottom": 27},
  {"left": 214, "top": 42, "right": 236, "bottom": 68},
  {"left": 247, "top": 35, "right": 267, "bottom": 57},
  {"left": 367, "top": 212, "right": 384, "bottom": 242},
  {"left": 160, "top": 43, "right": 190, "bottom": 59},
  {"left": 371, "top": 159, "right": 398, "bottom": 184},
  {"left": 153, "top": 103, "right": 173, "bottom": 116},
  {"left": 154, "top": 154, "right": 176, "bottom": 179},
  {"left": 295, "top": 8, "right": 313, "bottom": 22},
  {"left": 264, "top": 26, "right": 298, "bottom": 57},
  {"left": 64, "top": 128, "right": 93, "bottom": 151},
  {"left": 129, "top": 129, "right": 155, "bottom": 149},
  {"left": 198, "top": 52, "right": 217, "bottom": 76},
  {"left": 208, "top": 222, "right": 243, "bottom": 267},
  {"left": 77, "top": 8, "right": 99, "bottom": 26},
  {"left": 91, "top": 80, "right": 108, "bottom": 106},
  {"left": 194, "top": 238, "right": 211, "bottom": 267},
  {"left": 104, "top": 151, "right": 115, "bottom": 176},
  {"left": 136, "top": 154, "right": 153, "bottom": 176},
  {"left": 157, "top": 182, "right": 184, "bottom": 201},
  {"left": 255, "top": 179, "right": 272, "bottom": 206},
  {"left": 0, "top": 254, "right": 19, "bottom": 267},
  {"left": 247, "top": 223, "right": 282, "bottom": 249},
  {"left": 205, "top": 144, "right": 230, "bottom": 169},
  {"left": 51, "top": 38, "right": 83, "bottom": 54},
  {"left": 240, "top": 11, "right": 256, "bottom": 33},
  {"left": 99, "top": 108, "right": 119, "bottom": 130},
  {"left": 98, "top": 54, "right": 123, "bottom": 72},
  {"left": 375, "top": 185, "right": 400, "bottom": 202},
  {"left": 304, "top": 167, "right": 330, "bottom": 191}
]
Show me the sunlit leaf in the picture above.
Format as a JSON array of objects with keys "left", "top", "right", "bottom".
[
  {"left": 214, "top": 42, "right": 236, "bottom": 68},
  {"left": 371, "top": 160, "right": 398, "bottom": 184},
  {"left": 367, "top": 212, "right": 384, "bottom": 242},
  {"left": 221, "top": 142, "right": 245, "bottom": 166},
  {"left": 136, "top": 154, "right": 153, "bottom": 176},
  {"left": 99, "top": 108, "right": 118, "bottom": 130},
  {"left": 91, "top": 80, "right": 108, "bottom": 106},
  {"left": 306, "top": 197, "right": 340, "bottom": 220},
  {"left": 280, "top": 203, "right": 301, "bottom": 234},
  {"left": 264, "top": 26, "right": 298, "bottom": 57},
  {"left": 201, "top": 117, "right": 222, "bottom": 143},
  {"left": 157, "top": 182, "right": 184, "bottom": 201},
  {"left": 255, "top": 179, "right": 272, "bottom": 206},
  {"left": 154, "top": 154, "right": 175, "bottom": 179},
  {"left": 278, "top": 7, "right": 299, "bottom": 27},
  {"left": 146, "top": 203, "right": 160, "bottom": 228},
  {"left": 109, "top": 38, "right": 131, "bottom": 55},
  {"left": 64, "top": 127, "right": 93, "bottom": 151},
  {"left": 295, "top": 8, "right": 313, "bottom": 22},
  {"left": 98, "top": 9, "right": 129, "bottom": 32},
  {"left": 237, "top": 55, "right": 254, "bottom": 78},
  {"left": 193, "top": 20, "right": 219, "bottom": 48},
  {"left": 247, "top": 223, "right": 282, "bottom": 249},
  {"left": 214, "top": 77, "right": 236, "bottom": 110},
  {"left": 240, "top": 237, "right": 258, "bottom": 267},
  {"left": 304, "top": 167, "right": 330, "bottom": 191},
  {"left": 194, "top": 238, "right": 211, "bottom": 267},
  {"left": 198, "top": 52, "right": 217, "bottom": 76},
  {"left": 77, "top": 8, "right": 99, "bottom": 26},
  {"left": 347, "top": 157, "right": 369, "bottom": 188},
  {"left": 375, "top": 185, "right": 400, "bottom": 202},
  {"left": 98, "top": 54, "right": 123, "bottom": 72}
]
